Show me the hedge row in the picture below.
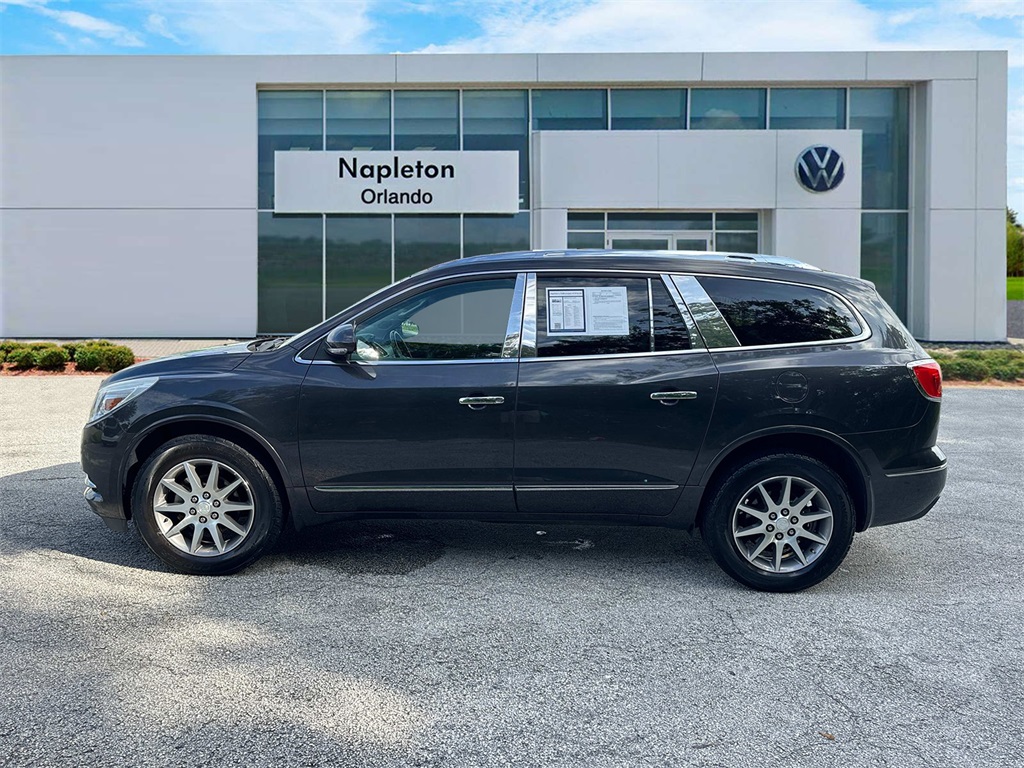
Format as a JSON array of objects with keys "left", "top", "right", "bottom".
[
  {"left": 0, "top": 340, "right": 136, "bottom": 373},
  {"left": 925, "top": 348, "right": 1024, "bottom": 382}
]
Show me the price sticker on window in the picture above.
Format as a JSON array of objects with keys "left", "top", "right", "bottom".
[{"left": 546, "top": 286, "right": 630, "bottom": 336}]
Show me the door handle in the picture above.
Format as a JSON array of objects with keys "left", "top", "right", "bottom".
[
  {"left": 650, "top": 391, "right": 697, "bottom": 405},
  {"left": 459, "top": 396, "right": 505, "bottom": 410}
]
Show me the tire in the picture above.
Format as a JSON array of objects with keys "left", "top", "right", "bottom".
[
  {"left": 132, "top": 435, "right": 283, "bottom": 575},
  {"left": 701, "top": 453, "right": 855, "bottom": 592}
]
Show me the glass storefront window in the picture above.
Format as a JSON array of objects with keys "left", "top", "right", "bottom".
[
  {"left": 394, "top": 215, "right": 461, "bottom": 279},
  {"left": 257, "top": 213, "right": 323, "bottom": 334},
  {"left": 463, "top": 90, "right": 530, "bottom": 208},
  {"left": 257, "top": 91, "right": 323, "bottom": 210},
  {"left": 567, "top": 232, "right": 605, "bottom": 248},
  {"left": 610, "top": 89, "right": 686, "bottom": 130},
  {"left": 532, "top": 90, "right": 607, "bottom": 131},
  {"left": 715, "top": 212, "right": 759, "bottom": 231},
  {"left": 568, "top": 212, "right": 605, "bottom": 230},
  {"left": 463, "top": 213, "right": 531, "bottom": 258},
  {"left": 394, "top": 91, "right": 459, "bottom": 151},
  {"left": 861, "top": 212, "right": 908, "bottom": 320},
  {"left": 326, "top": 91, "right": 390, "bottom": 151},
  {"left": 325, "top": 215, "right": 392, "bottom": 317},
  {"left": 690, "top": 89, "right": 766, "bottom": 130},
  {"left": 715, "top": 232, "right": 758, "bottom": 253},
  {"left": 769, "top": 88, "right": 846, "bottom": 129},
  {"left": 608, "top": 212, "right": 712, "bottom": 230},
  {"left": 850, "top": 88, "right": 910, "bottom": 210}
]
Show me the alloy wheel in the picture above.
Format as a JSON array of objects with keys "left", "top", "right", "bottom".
[
  {"left": 151, "top": 459, "right": 255, "bottom": 557},
  {"left": 731, "top": 475, "right": 834, "bottom": 574}
]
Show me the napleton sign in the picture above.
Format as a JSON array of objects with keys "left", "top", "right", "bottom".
[{"left": 274, "top": 150, "right": 520, "bottom": 214}]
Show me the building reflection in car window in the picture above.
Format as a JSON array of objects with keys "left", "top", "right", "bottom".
[
  {"left": 537, "top": 276, "right": 650, "bottom": 357},
  {"left": 698, "top": 276, "right": 861, "bottom": 346},
  {"left": 353, "top": 278, "right": 516, "bottom": 361}
]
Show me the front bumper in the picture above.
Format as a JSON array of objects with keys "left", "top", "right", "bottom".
[
  {"left": 83, "top": 476, "right": 128, "bottom": 531},
  {"left": 81, "top": 418, "right": 130, "bottom": 530}
]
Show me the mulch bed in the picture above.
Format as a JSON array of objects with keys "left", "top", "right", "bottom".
[{"left": 0, "top": 361, "right": 138, "bottom": 376}]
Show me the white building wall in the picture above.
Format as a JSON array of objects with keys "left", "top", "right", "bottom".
[
  {"left": 0, "top": 51, "right": 1009, "bottom": 341},
  {"left": 532, "top": 129, "right": 862, "bottom": 277}
]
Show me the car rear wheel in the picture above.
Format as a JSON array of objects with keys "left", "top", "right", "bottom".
[
  {"left": 701, "top": 454, "right": 855, "bottom": 592},
  {"left": 132, "top": 435, "right": 283, "bottom": 575}
]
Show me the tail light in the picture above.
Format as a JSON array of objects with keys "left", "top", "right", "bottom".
[{"left": 908, "top": 359, "right": 942, "bottom": 401}]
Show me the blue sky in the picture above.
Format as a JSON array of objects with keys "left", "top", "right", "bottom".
[{"left": 1, "top": 0, "right": 1021, "bottom": 210}]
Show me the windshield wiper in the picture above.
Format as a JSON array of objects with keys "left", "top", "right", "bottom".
[{"left": 247, "top": 337, "right": 287, "bottom": 352}]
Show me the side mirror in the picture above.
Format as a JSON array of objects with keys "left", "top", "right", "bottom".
[{"left": 325, "top": 323, "right": 357, "bottom": 358}]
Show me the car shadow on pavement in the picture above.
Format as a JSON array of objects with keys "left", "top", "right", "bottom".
[
  {"left": 2, "top": 461, "right": 723, "bottom": 583},
  {"left": 1, "top": 461, "right": 910, "bottom": 595}
]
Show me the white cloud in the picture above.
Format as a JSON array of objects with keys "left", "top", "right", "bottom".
[
  {"left": 138, "top": 0, "right": 376, "bottom": 54},
  {"left": 417, "top": 0, "right": 1021, "bottom": 60},
  {"left": 145, "top": 12, "right": 182, "bottom": 44},
  {"left": 419, "top": 0, "right": 886, "bottom": 54},
  {"left": 37, "top": 6, "right": 144, "bottom": 47},
  {"left": 954, "top": 0, "right": 1024, "bottom": 19}
]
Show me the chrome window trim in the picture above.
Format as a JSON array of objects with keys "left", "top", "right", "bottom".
[
  {"left": 647, "top": 278, "right": 656, "bottom": 352},
  {"left": 521, "top": 272, "right": 538, "bottom": 358},
  {"left": 659, "top": 273, "right": 706, "bottom": 350},
  {"left": 683, "top": 272, "right": 873, "bottom": 351},
  {"left": 671, "top": 275, "right": 741, "bottom": 348},
  {"left": 293, "top": 265, "right": 871, "bottom": 364},
  {"left": 501, "top": 273, "right": 527, "bottom": 359}
]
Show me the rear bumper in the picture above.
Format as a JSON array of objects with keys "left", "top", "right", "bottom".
[{"left": 869, "top": 446, "right": 947, "bottom": 528}]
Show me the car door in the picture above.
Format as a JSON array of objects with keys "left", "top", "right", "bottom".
[
  {"left": 298, "top": 273, "right": 524, "bottom": 515},
  {"left": 513, "top": 271, "right": 719, "bottom": 516}
]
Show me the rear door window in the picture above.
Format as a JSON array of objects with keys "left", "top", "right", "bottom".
[
  {"left": 697, "top": 276, "right": 861, "bottom": 346},
  {"left": 536, "top": 276, "right": 650, "bottom": 357}
]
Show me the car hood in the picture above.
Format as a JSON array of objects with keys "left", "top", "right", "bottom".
[{"left": 103, "top": 342, "right": 252, "bottom": 384}]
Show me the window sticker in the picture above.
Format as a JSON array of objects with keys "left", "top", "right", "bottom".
[{"left": 546, "top": 286, "right": 630, "bottom": 336}]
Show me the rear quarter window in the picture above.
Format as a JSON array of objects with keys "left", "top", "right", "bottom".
[{"left": 697, "top": 276, "right": 862, "bottom": 347}]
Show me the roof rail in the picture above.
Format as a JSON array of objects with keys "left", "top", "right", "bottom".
[{"left": 455, "top": 249, "right": 822, "bottom": 271}]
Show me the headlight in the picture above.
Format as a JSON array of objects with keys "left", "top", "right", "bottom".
[{"left": 88, "top": 377, "right": 158, "bottom": 423}]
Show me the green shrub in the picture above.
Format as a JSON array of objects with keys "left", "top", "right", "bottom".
[
  {"left": 62, "top": 342, "right": 80, "bottom": 361},
  {"left": 35, "top": 346, "right": 69, "bottom": 371},
  {"left": 0, "top": 340, "right": 25, "bottom": 355},
  {"left": 98, "top": 345, "right": 136, "bottom": 372},
  {"left": 941, "top": 358, "right": 988, "bottom": 381},
  {"left": 980, "top": 349, "right": 1024, "bottom": 366},
  {"left": 956, "top": 349, "right": 985, "bottom": 360},
  {"left": 28, "top": 341, "right": 56, "bottom": 352},
  {"left": 6, "top": 347, "right": 37, "bottom": 370},
  {"left": 990, "top": 363, "right": 1024, "bottom": 381},
  {"left": 91, "top": 339, "right": 115, "bottom": 347},
  {"left": 74, "top": 344, "right": 104, "bottom": 372}
]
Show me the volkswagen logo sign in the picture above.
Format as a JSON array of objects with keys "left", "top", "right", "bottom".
[{"left": 796, "top": 145, "right": 845, "bottom": 193}]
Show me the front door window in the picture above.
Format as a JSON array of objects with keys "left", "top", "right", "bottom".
[{"left": 353, "top": 278, "right": 518, "bottom": 361}]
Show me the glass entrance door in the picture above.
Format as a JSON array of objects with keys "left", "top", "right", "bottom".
[
  {"left": 609, "top": 236, "right": 670, "bottom": 250},
  {"left": 607, "top": 233, "right": 711, "bottom": 251}
]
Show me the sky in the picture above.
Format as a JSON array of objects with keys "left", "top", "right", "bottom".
[{"left": 1, "top": 0, "right": 1022, "bottom": 212}]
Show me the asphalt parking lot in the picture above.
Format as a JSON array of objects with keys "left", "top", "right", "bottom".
[{"left": 1, "top": 377, "right": 1021, "bottom": 767}]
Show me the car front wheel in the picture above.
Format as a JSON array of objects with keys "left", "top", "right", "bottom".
[
  {"left": 132, "top": 435, "right": 283, "bottom": 575},
  {"left": 701, "top": 454, "right": 855, "bottom": 592}
]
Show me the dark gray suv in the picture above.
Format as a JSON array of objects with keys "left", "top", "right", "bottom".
[{"left": 82, "top": 250, "right": 946, "bottom": 591}]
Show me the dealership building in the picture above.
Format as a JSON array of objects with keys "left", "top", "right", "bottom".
[{"left": 0, "top": 50, "right": 1008, "bottom": 341}]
